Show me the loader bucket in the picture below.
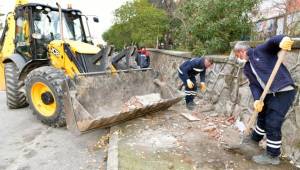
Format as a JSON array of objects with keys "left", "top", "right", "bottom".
[{"left": 63, "top": 69, "right": 184, "bottom": 132}]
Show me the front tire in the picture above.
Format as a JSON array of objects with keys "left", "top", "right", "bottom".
[
  {"left": 4, "top": 62, "right": 28, "bottom": 108},
  {"left": 25, "top": 66, "right": 66, "bottom": 127}
]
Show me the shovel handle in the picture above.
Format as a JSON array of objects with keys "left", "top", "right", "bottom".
[
  {"left": 245, "top": 50, "right": 287, "bottom": 135},
  {"left": 292, "top": 38, "right": 300, "bottom": 41}
]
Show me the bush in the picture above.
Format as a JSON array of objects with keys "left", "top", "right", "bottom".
[
  {"left": 173, "top": 0, "right": 259, "bottom": 54},
  {"left": 103, "top": 0, "right": 169, "bottom": 50}
]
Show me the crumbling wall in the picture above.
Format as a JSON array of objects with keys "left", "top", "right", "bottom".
[{"left": 149, "top": 48, "right": 300, "bottom": 166}]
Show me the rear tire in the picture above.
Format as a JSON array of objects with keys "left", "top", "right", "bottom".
[
  {"left": 25, "top": 66, "right": 66, "bottom": 127},
  {"left": 4, "top": 62, "right": 28, "bottom": 109}
]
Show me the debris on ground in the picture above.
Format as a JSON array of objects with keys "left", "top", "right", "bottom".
[
  {"left": 113, "top": 100, "right": 296, "bottom": 170},
  {"left": 94, "top": 134, "right": 110, "bottom": 150},
  {"left": 234, "top": 120, "right": 246, "bottom": 133},
  {"left": 181, "top": 112, "right": 200, "bottom": 121}
]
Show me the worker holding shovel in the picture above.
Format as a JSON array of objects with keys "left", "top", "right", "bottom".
[
  {"left": 178, "top": 57, "right": 214, "bottom": 110},
  {"left": 233, "top": 35, "right": 296, "bottom": 165}
]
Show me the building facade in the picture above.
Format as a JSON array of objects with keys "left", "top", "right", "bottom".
[{"left": 252, "top": 0, "right": 300, "bottom": 40}]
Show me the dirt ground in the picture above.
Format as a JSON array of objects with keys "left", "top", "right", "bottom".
[
  {"left": 0, "top": 92, "right": 108, "bottom": 170},
  {"left": 115, "top": 101, "right": 299, "bottom": 170}
]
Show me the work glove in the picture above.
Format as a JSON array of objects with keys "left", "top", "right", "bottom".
[
  {"left": 109, "top": 64, "right": 117, "bottom": 74},
  {"left": 279, "top": 37, "right": 294, "bottom": 51},
  {"left": 186, "top": 79, "right": 194, "bottom": 89},
  {"left": 200, "top": 82, "right": 206, "bottom": 92},
  {"left": 253, "top": 100, "right": 264, "bottom": 113}
]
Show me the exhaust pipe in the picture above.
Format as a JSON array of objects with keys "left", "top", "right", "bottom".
[{"left": 56, "top": 2, "right": 64, "bottom": 41}]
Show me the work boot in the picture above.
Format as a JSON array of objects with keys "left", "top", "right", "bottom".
[
  {"left": 225, "top": 135, "right": 262, "bottom": 159},
  {"left": 252, "top": 152, "right": 280, "bottom": 165},
  {"left": 186, "top": 102, "right": 195, "bottom": 110}
]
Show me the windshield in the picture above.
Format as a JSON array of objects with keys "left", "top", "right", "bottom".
[{"left": 32, "top": 9, "right": 86, "bottom": 42}]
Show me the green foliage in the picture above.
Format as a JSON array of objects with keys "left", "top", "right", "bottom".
[
  {"left": 173, "top": 0, "right": 259, "bottom": 54},
  {"left": 102, "top": 0, "right": 169, "bottom": 50}
]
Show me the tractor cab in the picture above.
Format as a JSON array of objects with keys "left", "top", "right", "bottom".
[
  {"left": 13, "top": 3, "right": 110, "bottom": 79},
  {"left": 14, "top": 3, "right": 94, "bottom": 59}
]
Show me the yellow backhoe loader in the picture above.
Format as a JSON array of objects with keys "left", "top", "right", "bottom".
[{"left": 0, "top": 0, "right": 183, "bottom": 132}]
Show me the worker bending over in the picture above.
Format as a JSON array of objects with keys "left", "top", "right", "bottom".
[
  {"left": 233, "top": 35, "right": 295, "bottom": 165},
  {"left": 178, "top": 57, "right": 213, "bottom": 110}
]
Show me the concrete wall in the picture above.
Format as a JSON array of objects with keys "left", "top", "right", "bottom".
[{"left": 148, "top": 48, "right": 300, "bottom": 166}]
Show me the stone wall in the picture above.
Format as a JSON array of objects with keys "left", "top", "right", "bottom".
[
  {"left": 148, "top": 48, "right": 192, "bottom": 88},
  {"left": 148, "top": 47, "right": 300, "bottom": 167}
]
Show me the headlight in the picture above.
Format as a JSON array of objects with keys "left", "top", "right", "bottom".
[
  {"left": 36, "top": 6, "right": 42, "bottom": 10},
  {"left": 45, "top": 7, "right": 51, "bottom": 12}
]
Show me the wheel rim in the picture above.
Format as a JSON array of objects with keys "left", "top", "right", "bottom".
[{"left": 31, "top": 82, "right": 57, "bottom": 117}]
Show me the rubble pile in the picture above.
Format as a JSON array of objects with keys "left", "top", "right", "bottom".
[{"left": 121, "top": 93, "right": 162, "bottom": 112}]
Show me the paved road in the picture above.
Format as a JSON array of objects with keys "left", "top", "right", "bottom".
[{"left": 0, "top": 92, "right": 108, "bottom": 170}]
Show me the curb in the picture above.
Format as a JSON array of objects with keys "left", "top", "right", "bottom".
[{"left": 107, "top": 126, "right": 119, "bottom": 170}]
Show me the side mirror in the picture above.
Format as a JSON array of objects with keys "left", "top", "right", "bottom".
[
  {"left": 93, "top": 17, "right": 99, "bottom": 23},
  {"left": 32, "top": 33, "right": 42, "bottom": 40}
]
